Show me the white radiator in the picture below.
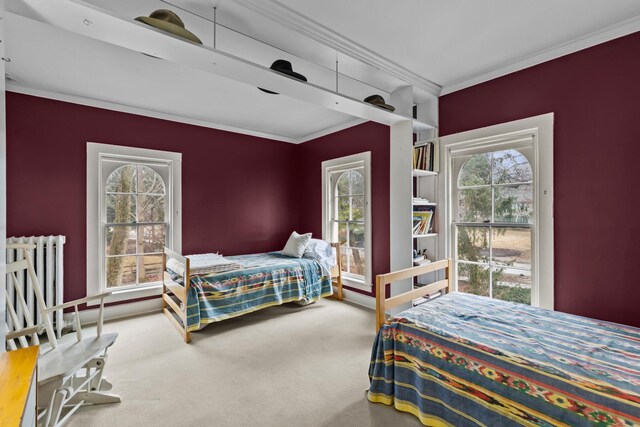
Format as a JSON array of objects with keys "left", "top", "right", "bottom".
[{"left": 6, "top": 235, "right": 66, "bottom": 338}]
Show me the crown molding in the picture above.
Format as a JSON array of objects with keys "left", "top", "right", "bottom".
[
  {"left": 442, "top": 15, "right": 640, "bottom": 95},
  {"left": 231, "top": 0, "right": 442, "bottom": 97},
  {"left": 7, "top": 84, "right": 367, "bottom": 144},
  {"left": 296, "top": 118, "right": 366, "bottom": 143},
  {"left": 7, "top": 83, "right": 307, "bottom": 143}
]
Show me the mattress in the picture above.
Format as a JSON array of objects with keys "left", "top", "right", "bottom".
[
  {"left": 182, "top": 252, "right": 333, "bottom": 331},
  {"left": 368, "top": 292, "right": 640, "bottom": 426}
]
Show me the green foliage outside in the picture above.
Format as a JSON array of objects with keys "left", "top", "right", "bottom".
[{"left": 457, "top": 150, "right": 532, "bottom": 304}]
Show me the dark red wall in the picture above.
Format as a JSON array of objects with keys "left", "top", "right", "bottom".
[
  {"left": 440, "top": 32, "right": 640, "bottom": 327},
  {"left": 298, "top": 122, "right": 390, "bottom": 296},
  {"left": 6, "top": 92, "right": 300, "bottom": 302}
]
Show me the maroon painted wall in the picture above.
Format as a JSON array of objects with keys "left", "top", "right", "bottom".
[
  {"left": 298, "top": 122, "right": 390, "bottom": 296},
  {"left": 6, "top": 92, "right": 300, "bottom": 302},
  {"left": 440, "top": 32, "right": 640, "bottom": 327}
]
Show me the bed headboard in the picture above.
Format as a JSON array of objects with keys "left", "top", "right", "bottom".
[{"left": 375, "top": 259, "right": 452, "bottom": 332}]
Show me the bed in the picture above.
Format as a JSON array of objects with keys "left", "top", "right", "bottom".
[
  {"left": 368, "top": 260, "right": 640, "bottom": 426},
  {"left": 162, "top": 243, "right": 342, "bottom": 343}
]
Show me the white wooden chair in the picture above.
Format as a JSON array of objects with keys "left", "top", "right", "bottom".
[{"left": 5, "top": 243, "right": 121, "bottom": 426}]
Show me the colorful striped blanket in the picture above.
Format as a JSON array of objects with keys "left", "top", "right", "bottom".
[
  {"left": 183, "top": 252, "right": 333, "bottom": 331},
  {"left": 368, "top": 292, "right": 640, "bottom": 426}
]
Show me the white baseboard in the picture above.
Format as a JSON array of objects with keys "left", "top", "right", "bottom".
[
  {"left": 66, "top": 288, "right": 372, "bottom": 328},
  {"left": 342, "top": 288, "right": 375, "bottom": 310},
  {"left": 65, "top": 298, "right": 162, "bottom": 327}
]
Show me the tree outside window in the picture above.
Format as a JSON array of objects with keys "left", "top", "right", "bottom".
[
  {"left": 333, "top": 169, "right": 365, "bottom": 277},
  {"left": 456, "top": 149, "right": 533, "bottom": 304},
  {"left": 105, "top": 164, "right": 167, "bottom": 288}
]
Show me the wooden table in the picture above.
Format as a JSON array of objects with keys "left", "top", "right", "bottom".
[{"left": 0, "top": 346, "right": 39, "bottom": 427}]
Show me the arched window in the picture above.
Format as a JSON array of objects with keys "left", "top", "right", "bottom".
[
  {"left": 334, "top": 170, "right": 366, "bottom": 277},
  {"left": 104, "top": 163, "right": 168, "bottom": 289},
  {"left": 454, "top": 148, "right": 534, "bottom": 304},
  {"left": 322, "top": 152, "right": 371, "bottom": 290}
]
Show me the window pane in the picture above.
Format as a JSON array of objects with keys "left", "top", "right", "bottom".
[
  {"left": 106, "top": 256, "right": 137, "bottom": 288},
  {"left": 336, "top": 172, "right": 349, "bottom": 196},
  {"left": 106, "top": 194, "right": 136, "bottom": 223},
  {"left": 458, "top": 188, "right": 491, "bottom": 222},
  {"left": 137, "top": 165, "right": 166, "bottom": 194},
  {"left": 140, "top": 225, "right": 166, "bottom": 253},
  {"left": 492, "top": 150, "right": 532, "bottom": 184},
  {"left": 492, "top": 228, "right": 531, "bottom": 268},
  {"left": 347, "top": 246, "right": 365, "bottom": 276},
  {"left": 494, "top": 185, "right": 533, "bottom": 223},
  {"left": 106, "top": 164, "right": 137, "bottom": 193},
  {"left": 459, "top": 153, "right": 491, "bottom": 187},
  {"left": 338, "top": 222, "right": 347, "bottom": 245},
  {"left": 340, "top": 244, "right": 349, "bottom": 273},
  {"left": 493, "top": 267, "right": 531, "bottom": 305},
  {"left": 351, "top": 196, "right": 365, "bottom": 221},
  {"left": 106, "top": 226, "right": 136, "bottom": 255},
  {"left": 351, "top": 170, "right": 364, "bottom": 195},
  {"left": 138, "top": 195, "right": 165, "bottom": 222},
  {"left": 458, "top": 263, "right": 489, "bottom": 297},
  {"left": 337, "top": 197, "right": 350, "bottom": 221},
  {"left": 457, "top": 226, "right": 489, "bottom": 263},
  {"left": 139, "top": 255, "right": 163, "bottom": 284},
  {"left": 349, "top": 223, "right": 364, "bottom": 248}
]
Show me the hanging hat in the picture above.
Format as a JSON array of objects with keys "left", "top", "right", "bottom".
[
  {"left": 364, "top": 94, "right": 395, "bottom": 112},
  {"left": 259, "top": 60, "right": 308, "bottom": 94},
  {"left": 135, "top": 9, "right": 202, "bottom": 44}
]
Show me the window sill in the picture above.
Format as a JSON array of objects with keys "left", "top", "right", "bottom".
[
  {"left": 342, "top": 277, "right": 372, "bottom": 292},
  {"left": 87, "top": 282, "right": 163, "bottom": 306}
]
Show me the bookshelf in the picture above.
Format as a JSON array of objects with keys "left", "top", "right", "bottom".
[{"left": 412, "top": 138, "right": 440, "bottom": 302}]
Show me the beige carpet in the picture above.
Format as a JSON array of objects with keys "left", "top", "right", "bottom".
[{"left": 68, "top": 299, "right": 420, "bottom": 426}]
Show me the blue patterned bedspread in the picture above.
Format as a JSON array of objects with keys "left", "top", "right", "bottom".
[
  {"left": 368, "top": 292, "right": 640, "bottom": 426},
  {"left": 185, "top": 252, "right": 332, "bottom": 331}
]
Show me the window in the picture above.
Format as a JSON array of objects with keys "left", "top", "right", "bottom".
[
  {"left": 104, "top": 163, "right": 167, "bottom": 289},
  {"left": 322, "top": 152, "right": 371, "bottom": 290},
  {"left": 454, "top": 149, "right": 533, "bottom": 304},
  {"left": 87, "top": 144, "right": 181, "bottom": 303},
  {"left": 441, "top": 114, "right": 554, "bottom": 309}
]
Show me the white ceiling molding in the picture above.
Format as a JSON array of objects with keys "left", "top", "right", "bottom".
[
  {"left": 7, "top": 84, "right": 369, "bottom": 144},
  {"left": 296, "top": 118, "right": 366, "bottom": 143},
  {"left": 7, "top": 84, "right": 300, "bottom": 143},
  {"left": 231, "top": 0, "right": 442, "bottom": 97},
  {"left": 441, "top": 14, "right": 640, "bottom": 95}
]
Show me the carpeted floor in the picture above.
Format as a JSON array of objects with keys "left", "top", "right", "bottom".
[{"left": 68, "top": 299, "right": 420, "bottom": 426}]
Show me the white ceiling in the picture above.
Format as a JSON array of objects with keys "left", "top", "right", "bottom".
[
  {"left": 266, "top": 0, "right": 640, "bottom": 92},
  {"left": 4, "top": 8, "right": 360, "bottom": 142},
  {"left": 5, "top": 0, "right": 640, "bottom": 142}
]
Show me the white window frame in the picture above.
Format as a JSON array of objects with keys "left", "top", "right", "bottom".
[
  {"left": 322, "top": 152, "right": 372, "bottom": 291},
  {"left": 87, "top": 143, "right": 181, "bottom": 305},
  {"left": 440, "top": 113, "right": 554, "bottom": 309}
]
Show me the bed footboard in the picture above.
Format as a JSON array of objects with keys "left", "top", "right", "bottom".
[
  {"left": 163, "top": 247, "right": 191, "bottom": 343},
  {"left": 375, "top": 259, "right": 452, "bottom": 332}
]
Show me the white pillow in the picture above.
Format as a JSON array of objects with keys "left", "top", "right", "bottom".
[{"left": 282, "top": 231, "right": 312, "bottom": 258}]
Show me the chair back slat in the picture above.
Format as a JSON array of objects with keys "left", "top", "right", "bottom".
[
  {"left": 5, "top": 245, "right": 58, "bottom": 349},
  {"left": 6, "top": 292, "right": 29, "bottom": 348}
]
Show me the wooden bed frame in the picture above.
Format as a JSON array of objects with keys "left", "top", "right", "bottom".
[
  {"left": 162, "top": 243, "right": 344, "bottom": 343},
  {"left": 375, "top": 259, "right": 453, "bottom": 332}
]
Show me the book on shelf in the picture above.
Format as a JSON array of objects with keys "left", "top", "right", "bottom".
[
  {"left": 412, "top": 139, "right": 440, "bottom": 172},
  {"left": 412, "top": 211, "right": 433, "bottom": 235},
  {"left": 413, "top": 205, "right": 436, "bottom": 234},
  {"left": 413, "top": 258, "right": 432, "bottom": 266}
]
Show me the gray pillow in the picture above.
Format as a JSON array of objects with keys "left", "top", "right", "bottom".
[{"left": 282, "top": 231, "right": 312, "bottom": 258}]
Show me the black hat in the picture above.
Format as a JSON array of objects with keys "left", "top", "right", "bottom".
[
  {"left": 259, "top": 60, "right": 308, "bottom": 94},
  {"left": 364, "top": 94, "right": 395, "bottom": 112}
]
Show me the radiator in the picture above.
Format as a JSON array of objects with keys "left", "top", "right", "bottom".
[{"left": 6, "top": 235, "right": 66, "bottom": 338}]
